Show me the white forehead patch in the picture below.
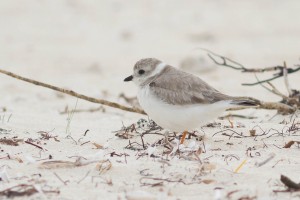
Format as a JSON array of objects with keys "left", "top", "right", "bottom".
[{"left": 150, "top": 62, "right": 166, "bottom": 76}]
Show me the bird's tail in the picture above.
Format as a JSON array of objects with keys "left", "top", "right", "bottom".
[{"left": 230, "top": 97, "right": 261, "bottom": 107}]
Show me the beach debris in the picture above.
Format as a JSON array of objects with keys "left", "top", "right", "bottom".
[
  {"left": 249, "top": 130, "right": 256, "bottom": 137},
  {"left": 205, "top": 49, "right": 299, "bottom": 114},
  {"left": 92, "top": 142, "right": 103, "bottom": 149},
  {"left": 255, "top": 153, "right": 276, "bottom": 167},
  {"left": 283, "top": 140, "right": 300, "bottom": 148},
  {"left": 39, "top": 157, "right": 106, "bottom": 169},
  {"left": 224, "top": 154, "right": 240, "bottom": 165},
  {"left": 202, "top": 179, "right": 215, "bottom": 184},
  {"left": 0, "top": 184, "right": 59, "bottom": 198},
  {"left": 116, "top": 119, "right": 205, "bottom": 159},
  {"left": 38, "top": 131, "right": 60, "bottom": 142},
  {"left": 139, "top": 176, "right": 202, "bottom": 187},
  {"left": 280, "top": 175, "right": 300, "bottom": 191},
  {"left": 25, "top": 139, "right": 47, "bottom": 151},
  {"left": 39, "top": 160, "right": 78, "bottom": 169},
  {"left": 0, "top": 184, "right": 38, "bottom": 198},
  {"left": 77, "top": 170, "right": 91, "bottom": 184},
  {"left": 95, "top": 159, "right": 112, "bottom": 174},
  {"left": 219, "top": 114, "right": 257, "bottom": 120},
  {"left": 234, "top": 159, "right": 247, "bottom": 173},
  {"left": 0, "top": 137, "right": 23, "bottom": 146},
  {"left": 213, "top": 122, "right": 300, "bottom": 140},
  {"left": 0, "top": 68, "right": 146, "bottom": 115}
]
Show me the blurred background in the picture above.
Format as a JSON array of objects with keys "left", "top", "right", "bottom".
[
  {"left": 0, "top": 0, "right": 300, "bottom": 110},
  {"left": 1, "top": 2, "right": 299, "bottom": 198}
]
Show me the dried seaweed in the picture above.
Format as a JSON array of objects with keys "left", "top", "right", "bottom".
[
  {"left": 0, "top": 137, "right": 23, "bottom": 146},
  {"left": 0, "top": 184, "right": 59, "bottom": 198}
]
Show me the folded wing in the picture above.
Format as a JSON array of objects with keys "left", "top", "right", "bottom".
[{"left": 149, "top": 66, "right": 235, "bottom": 105}]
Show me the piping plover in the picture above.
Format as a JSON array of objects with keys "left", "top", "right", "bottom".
[{"left": 124, "top": 58, "right": 259, "bottom": 133}]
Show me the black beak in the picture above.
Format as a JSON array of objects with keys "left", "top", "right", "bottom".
[{"left": 124, "top": 75, "right": 133, "bottom": 82}]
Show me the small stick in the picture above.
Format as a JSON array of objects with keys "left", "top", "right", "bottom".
[
  {"left": 255, "top": 153, "right": 275, "bottom": 167},
  {"left": 234, "top": 159, "right": 247, "bottom": 173},
  {"left": 180, "top": 131, "right": 188, "bottom": 144},
  {"left": 219, "top": 114, "right": 257, "bottom": 120},
  {"left": 204, "top": 49, "right": 300, "bottom": 93},
  {"left": 140, "top": 135, "right": 146, "bottom": 149},
  {"left": 227, "top": 102, "right": 296, "bottom": 114},
  {"left": 25, "top": 141, "right": 45, "bottom": 150},
  {"left": 92, "top": 142, "right": 103, "bottom": 149},
  {"left": 77, "top": 171, "right": 91, "bottom": 184},
  {"left": 266, "top": 82, "right": 289, "bottom": 100},
  {"left": 53, "top": 172, "right": 69, "bottom": 185},
  {"left": 80, "top": 141, "right": 90, "bottom": 146},
  {"left": 84, "top": 129, "right": 89, "bottom": 136},
  {"left": 272, "top": 159, "right": 283, "bottom": 168},
  {"left": 0, "top": 68, "right": 146, "bottom": 115}
]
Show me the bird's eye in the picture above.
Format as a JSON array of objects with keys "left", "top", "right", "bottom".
[{"left": 138, "top": 69, "right": 145, "bottom": 75}]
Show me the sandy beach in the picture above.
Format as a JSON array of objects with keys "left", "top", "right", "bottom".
[{"left": 1, "top": 1, "right": 300, "bottom": 199}]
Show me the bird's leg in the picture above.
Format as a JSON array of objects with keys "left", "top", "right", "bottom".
[
  {"left": 227, "top": 115, "right": 234, "bottom": 128},
  {"left": 180, "top": 130, "right": 188, "bottom": 144},
  {"left": 164, "top": 131, "right": 172, "bottom": 149}
]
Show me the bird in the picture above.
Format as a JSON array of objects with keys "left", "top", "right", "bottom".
[{"left": 124, "top": 58, "right": 259, "bottom": 141}]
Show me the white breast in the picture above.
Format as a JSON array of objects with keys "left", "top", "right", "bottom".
[{"left": 137, "top": 85, "right": 229, "bottom": 132}]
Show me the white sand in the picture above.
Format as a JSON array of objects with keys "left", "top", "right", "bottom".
[{"left": 1, "top": 1, "right": 300, "bottom": 199}]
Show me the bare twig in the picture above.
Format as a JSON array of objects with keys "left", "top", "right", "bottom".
[
  {"left": 140, "top": 177, "right": 202, "bottom": 186},
  {"left": 0, "top": 68, "right": 145, "bottom": 115},
  {"left": 77, "top": 171, "right": 91, "bottom": 184},
  {"left": 54, "top": 172, "right": 69, "bottom": 185},
  {"left": 204, "top": 49, "right": 300, "bottom": 86},
  {"left": 266, "top": 82, "right": 289, "bottom": 100},
  {"left": 219, "top": 114, "right": 257, "bottom": 120},
  {"left": 25, "top": 140, "right": 46, "bottom": 151},
  {"left": 260, "top": 102, "right": 296, "bottom": 115},
  {"left": 280, "top": 175, "right": 300, "bottom": 190},
  {"left": 206, "top": 50, "right": 300, "bottom": 111},
  {"left": 255, "top": 153, "right": 275, "bottom": 167},
  {"left": 203, "top": 48, "right": 246, "bottom": 70},
  {"left": 226, "top": 101, "right": 296, "bottom": 114}
]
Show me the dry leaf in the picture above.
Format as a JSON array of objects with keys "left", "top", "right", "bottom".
[
  {"left": 92, "top": 142, "right": 103, "bottom": 149},
  {"left": 249, "top": 130, "right": 256, "bottom": 137},
  {"left": 202, "top": 179, "right": 215, "bottom": 184}
]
